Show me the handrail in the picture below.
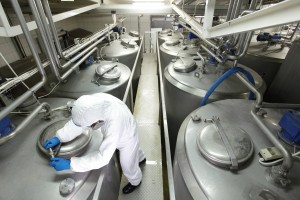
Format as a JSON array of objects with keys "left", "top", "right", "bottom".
[{"left": 157, "top": 35, "right": 176, "bottom": 200}]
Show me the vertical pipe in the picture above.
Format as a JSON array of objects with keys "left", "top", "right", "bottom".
[
  {"left": 34, "top": 0, "right": 61, "bottom": 68},
  {"left": 249, "top": 0, "right": 258, "bottom": 9},
  {"left": 233, "top": 0, "right": 243, "bottom": 19},
  {"left": 28, "top": 0, "right": 61, "bottom": 81},
  {"left": 226, "top": 0, "right": 235, "bottom": 21},
  {"left": 41, "top": 0, "right": 63, "bottom": 58},
  {"left": 230, "top": 0, "right": 238, "bottom": 20}
]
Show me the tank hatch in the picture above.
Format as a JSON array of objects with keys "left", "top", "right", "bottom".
[
  {"left": 38, "top": 120, "right": 92, "bottom": 159},
  {"left": 173, "top": 57, "right": 197, "bottom": 73},
  {"left": 165, "top": 39, "right": 181, "bottom": 46},
  {"left": 196, "top": 117, "right": 254, "bottom": 170},
  {"left": 121, "top": 39, "right": 136, "bottom": 48},
  {"left": 129, "top": 31, "right": 139, "bottom": 37},
  {"left": 95, "top": 63, "right": 121, "bottom": 84}
]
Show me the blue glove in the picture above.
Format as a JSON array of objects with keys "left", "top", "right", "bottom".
[
  {"left": 43, "top": 137, "right": 60, "bottom": 149},
  {"left": 49, "top": 158, "right": 70, "bottom": 171}
]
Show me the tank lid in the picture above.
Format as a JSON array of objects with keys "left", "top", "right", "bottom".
[
  {"left": 95, "top": 63, "right": 121, "bottom": 84},
  {"left": 129, "top": 31, "right": 139, "bottom": 37},
  {"left": 165, "top": 39, "right": 180, "bottom": 46},
  {"left": 196, "top": 117, "right": 253, "bottom": 170},
  {"left": 121, "top": 39, "right": 136, "bottom": 48},
  {"left": 161, "top": 29, "right": 172, "bottom": 34},
  {"left": 38, "top": 120, "right": 92, "bottom": 159},
  {"left": 173, "top": 57, "right": 197, "bottom": 73}
]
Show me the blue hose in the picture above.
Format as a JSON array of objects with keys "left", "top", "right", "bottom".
[{"left": 200, "top": 66, "right": 255, "bottom": 106}]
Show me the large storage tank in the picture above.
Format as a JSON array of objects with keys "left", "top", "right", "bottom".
[
  {"left": 0, "top": 97, "right": 120, "bottom": 200},
  {"left": 160, "top": 39, "right": 200, "bottom": 70},
  {"left": 164, "top": 57, "right": 266, "bottom": 158},
  {"left": 158, "top": 29, "right": 183, "bottom": 45},
  {"left": 120, "top": 30, "right": 140, "bottom": 45},
  {"left": 239, "top": 35, "right": 290, "bottom": 87},
  {"left": 52, "top": 61, "right": 131, "bottom": 99},
  {"left": 100, "top": 39, "right": 139, "bottom": 70},
  {"left": 173, "top": 99, "right": 300, "bottom": 200}
]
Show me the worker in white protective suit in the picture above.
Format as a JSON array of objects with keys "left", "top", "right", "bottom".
[{"left": 43, "top": 93, "right": 146, "bottom": 194}]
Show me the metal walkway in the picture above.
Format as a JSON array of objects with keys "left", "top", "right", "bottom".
[{"left": 118, "top": 53, "right": 164, "bottom": 200}]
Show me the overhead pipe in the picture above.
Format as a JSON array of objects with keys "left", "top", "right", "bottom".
[
  {"left": 0, "top": 102, "right": 50, "bottom": 145},
  {"left": 34, "top": 0, "right": 61, "bottom": 68},
  {"left": 61, "top": 47, "right": 98, "bottom": 80},
  {"left": 0, "top": 0, "right": 48, "bottom": 120},
  {"left": 28, "top": 0, "right": 61, "bottom": 81},
  {"left": 61, "top": 33, "right": 110, "bottom": 69},
  {"left": 41, "top": 0, "right": 64, "bottom": 58},
  {"left": 62, "top": 23, "right": 117, "bottom": 59},
  {"left": 227, "top": 31, "right": 253, "bottom": 60}
]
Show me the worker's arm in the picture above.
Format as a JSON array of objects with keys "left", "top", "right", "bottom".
[
  {"left": 56, "top": 119, "right": 85, "bottom": 143},
  {"left": 70, "top": 120, "right": 120, "bottom": 172}
]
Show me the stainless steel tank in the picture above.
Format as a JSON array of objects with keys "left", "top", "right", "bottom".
[
  {"left": 173, "top": 99, "right": 300, "bottom": 200},
  {"left": 159, "top": 39, "right": 200, "bottom": 70},
  {"left": 239, "top": 35, "right": 290, "bottom": 87},
  {"left": 100, "top": 39, "right": 139, "bottom": 70},
  {"left": 0, "top": 97, "right": 121, "bottom": 200},
  {"left": 158, "top": 29, "right": 183, "bottom": 45},
  {"left": 164, "top": 57, "right": 266, "bottom": 158},
  {"left": 52, "top": 61, "right": 131, "bottom": 99},
  {"left": 120, "top": 30, "right": 140, "bottom": 45}
]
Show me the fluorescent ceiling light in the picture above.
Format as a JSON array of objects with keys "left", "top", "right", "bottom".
[
  {"left": 132, "top": 0, "right": 164, "bottom": 1},
  {"left": 132, "top": 2, "right": 165, "bottom": 7}
]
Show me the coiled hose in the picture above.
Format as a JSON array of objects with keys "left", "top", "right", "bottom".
[{"left": 200, "top": 66, "right": 255, "bottom": 106}]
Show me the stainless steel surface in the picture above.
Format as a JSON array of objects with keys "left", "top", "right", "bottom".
[
  {"left": 158, "top": 29, "right": 183, "bottom": 45},
  {"left": 174, "top": 99, "right": 300, "bottom": 200},
  {"left": 37, "top": 120, "right": 92, "bottom": 158},
  {"left": 100, "top": 39, "right": 139, "bottom": 70},
  {"left": 159, "top": 39, "right": 200, "bottom": 70},
  {"left": 120, "top": 31, "right": 140, "bottom": 45},
  {"left": 52, "top": 61, "right": 131, "bottom": 99},
  {"left": 197, "top": 118, "right": 254, "bottom": 169},
  {"left": 164, "top": 58, "right": 266, "bottom": 158},
  {"left": 157, "top": 38, "right": 176, "bottom": 200},
  {"left": 0, "top": 98, "right": 121, "bottom": 200}
]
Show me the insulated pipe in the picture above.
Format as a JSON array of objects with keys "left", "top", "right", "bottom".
[
  {"left": 62, "top": 24, "right": 117, "bottom": 58},
  {"left": 28, "top": 0, "right": 61, "bottom": 81},
  {"left": 226, "top": 0, "right": 235, "bottom": 21},
  {"left": 172, "top": 4, "right": 219, "bottom": 50},
  {"left": 251, "top": 111, "right": 293, "bottom": 172},
  {"left": 41, "top": 0, "right": 64, "bottom": 58},
  {"left": 0, "top": 102, "right": 50, "bottom": 145},
  {"left": 34, "top": 0, "right": 61, "bottom": 68},
  {"left": 61, "top": 32, "right": 110, "bottom": 69},
  {"left": 0, "top": 0, "right": 47, "bottom": 120},
  {"left": 61, "top": 47, "right": 98, "bottom": 80}
]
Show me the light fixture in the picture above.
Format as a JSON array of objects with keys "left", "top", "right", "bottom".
[
  {"left": 132, "top": 0, "right": 164, "bottom": 1},
  {"left": 132, "top": 2, "right": 165, "bottom": 7}
]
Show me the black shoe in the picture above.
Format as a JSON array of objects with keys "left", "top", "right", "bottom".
[
  {"left": 122, "top": 182, "right": 141, "bottom": 194},
  {"left": 139, "top": 158, "right": 146, "bottom": 166}
]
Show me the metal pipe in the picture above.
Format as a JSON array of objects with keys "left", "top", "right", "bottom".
[
  {"left": 0, "top": 0, "right": 47, "bottom": 120},
  {"left": 230, "top": 0, "right": 239, "bottom": 20},
  {"left": 233, "top": 0, "right": 243, "bottom": 19},
  {"left": 200, "top": 44, "right": 224, "bottom": 63},
  {"left": 227, "top": 31, "right": 253, "bottom": 60},
  {"left": 172, "top": 4, "right": 219, "bottom": 50},
  {"left": 226, "top": 0, "right": 235, "bottom": 21},
  {"left": 41, "top": 0, "right": 64, "bottom": 58},
  {"left": 157, "top": 35, "right": 176, "bottom": 200},
  {"left": 28, "top": 0, "right": 61, "bottom": 81},
  {"left": 61, "top": 47, "right": 98, "bottom": 80},
  {"left": 249, "top": 0, "right": 258, "bottom": 9},
  {"left": 63, "top": 23, "right": 117, "bottom": 58},
  {"left": 251, "top": 111, "right": 293, "bottom": 171},
  {"left": 61, "top": 33, "right": 110, "bottom": 69},
  {"left": 196, "top": 52, "right": 205, "bottom": 65},
  {"left": 235, "top": 72, "right": 262, "bottom": 111},
  {"left": 0, "top": 102, "right": 50, "bottom": 145},
  {"left": 34, "top": 0, "right": 61, "bottom": 68}
]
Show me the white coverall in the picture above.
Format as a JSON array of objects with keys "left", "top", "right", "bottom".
[{"left": 56, "top": 93, "right": 145, "bottom": 186}]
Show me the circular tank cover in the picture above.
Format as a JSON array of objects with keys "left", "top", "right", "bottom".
[
  {"left": 95, "top": 63, "right": 121, "bottom": 84},
  {"left": 121, "top": 39, "right": 136, "bottom": 48},
  {"left": 173, "top": 57, "right": 197, "bottom": 73},
  {"left": 165, "top": 39, "right": 180, "bottom": 46},
  {"left": 129, "top": 31, "right": 139, "bottom": 37},
  {"left": 59, "top": 178, "right": 75, "bottom": 196}
]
